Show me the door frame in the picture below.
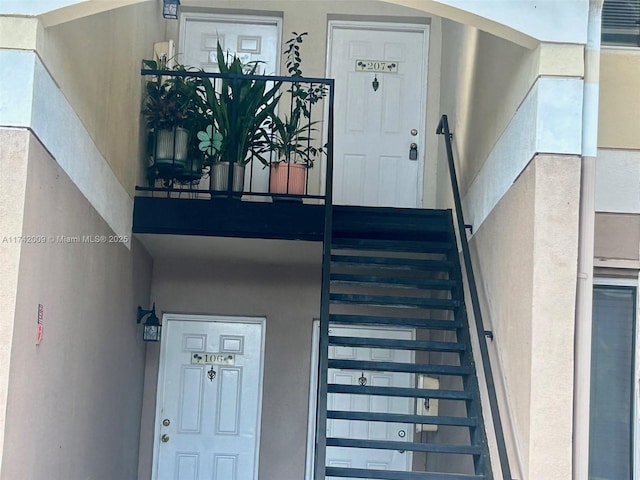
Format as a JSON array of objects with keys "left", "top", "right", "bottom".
[
  {"left": 305, "top": 320, "right": 416, "bottom": 480},
  {"left": 151, "top": 313, "right": 266, "bottom": 480},
  {"left": 324, "top": 19, "right": 430, "bottom": 208}
]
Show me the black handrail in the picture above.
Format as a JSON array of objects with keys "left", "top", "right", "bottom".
[
  {"left": 436, "top": 114, "right": 513, "bottom": 480},
  {"left": 314, "top": 77, "right": 335, "bottom": 480}
]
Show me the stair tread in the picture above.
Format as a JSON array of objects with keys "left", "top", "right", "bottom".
[
  {"left": 331, "top": 255, "right": 454, "bottom": 271},
  {"left": 330, "top": 293, "right": 460, "bottom": 309},
  {"left": 327, "top": 410, "right": 477, "bottom": 427},
  {"left": 328, "top": 384, "right": 473, "bottom": 400},
  {"left": 330, "top": 274, "right": 457, "bottom": 289},
  {"left": 332, "top": 238, "right": 453, "bottom": 253},
  {"left": 325, "top": 467, "right": 485, "bottom": 480},
  {"left": 329, "top": 314, "right": 463, "bottom": 329},
  {"left": 328, "top": 335, "right": 465, "bottom": 352},
  {"left": 328, "top": 359, "right": 470, "bottom": 376},
  {"left": 326, "top": 438, "right": 482, "bottom": 455}
]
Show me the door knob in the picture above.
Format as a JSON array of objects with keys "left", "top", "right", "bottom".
[
  {"left": 397, "top": 429, "right": 406, "bottom": 453},
  {"left": 161, "top": 434, "right": 170, "bottom": 443}
]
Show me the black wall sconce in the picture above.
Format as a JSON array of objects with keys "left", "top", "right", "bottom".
[
  {"left": 137, "top": 303, "right": 162, "bottom": 342},
  {"left": 162, "top": 0, "right": 180, "bottom": 19}
]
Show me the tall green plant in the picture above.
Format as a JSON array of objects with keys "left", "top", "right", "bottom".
[
  {"left": 200, "top": 43, "right": 282, "bottom": 166},
  {"left": 267, "top": 32, "right": 327, "bottom": 167}
]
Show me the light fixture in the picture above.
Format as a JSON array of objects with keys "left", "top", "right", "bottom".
[
  {"left": 162, "top": 0, "right": 180, "bottom": 19},
  {"left": 137, "top": 303, "right": 162, "bottom": 342}
]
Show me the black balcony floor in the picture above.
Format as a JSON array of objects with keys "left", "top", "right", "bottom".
[{"left": 133, "top": 196, "right": 326, "bottom": 241}]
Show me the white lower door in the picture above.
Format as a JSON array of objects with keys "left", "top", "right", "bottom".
[
  {"left": 152, "top": 315, "right": 265, "bottom": 480},
  {"left": 311, "top": 325, "right": 414, "bottom": 475},
  {"left": 328, "top": 22, "right": 429, "bottom": 208}
]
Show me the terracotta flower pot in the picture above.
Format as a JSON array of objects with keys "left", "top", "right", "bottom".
[{"left": 269, "top": 162, "right": 307, "bottom": 195}]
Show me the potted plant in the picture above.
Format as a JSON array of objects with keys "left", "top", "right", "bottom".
[
  {"left": 142, "top": 60, "right": 194, "bottom": 177},
  {"left": 200, "top": 43, "right": 281, "bottom": 192},
  {"left": 268, "top": 32, "right": 327, "bottom": 195}
]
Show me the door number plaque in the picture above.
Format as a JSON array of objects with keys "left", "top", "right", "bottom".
[
  {"left": 355, "top": 60, "right": 398, "bottom": 73},
  {"left": 192, "top": 352, "right": 235, "bottom": 365}
]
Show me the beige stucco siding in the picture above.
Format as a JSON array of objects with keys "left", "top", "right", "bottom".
[
  {"left": 595, "top": 213, "right": 640, "bottom": 262},
  {"left": 0, "top": 129, "right": 31, "bottom": 474},
  {"left": 1, "top": 132, "right": 153, "bottom": 480},
  {"left": 138, "top": 258, "right": 322, "bottom": 480},
  {"left": 598, "top": 49, "right": 640, "bottom": 150},
  {"left": 470, "top": 154, "right": 580, "bottom": 480},
  {"left": 37, "top": 1, "right": 166, "bottom": 193}
]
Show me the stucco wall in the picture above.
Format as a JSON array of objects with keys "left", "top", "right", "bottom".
[
  {"left": 469, "top": 154, "right": 581, "bottom": 480},
  {"left": 138, "top": 258, "right": 322, "bottom": 480},
  {"left": 438, "top": 21, "right": 537, "bottom": 197},
  {"left": 37, "top": 1, "right": 166, "bottom": 193},
  {"left": 598, "top": 48, "right": 640, "bottom": 150},
  {"left": 1, "top": 132, "right": 153, "bottom": 480},
  {"left": 0, "top": 129, "right": 31, "bottom": 474}
]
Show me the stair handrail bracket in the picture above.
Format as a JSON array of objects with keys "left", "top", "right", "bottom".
[{"left": 436, "top": 114, "right": 513, "bottom": 480}]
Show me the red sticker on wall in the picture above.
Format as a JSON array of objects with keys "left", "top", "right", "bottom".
[{"left": 36, "top": 304, "right": 44, "bottom": 345}]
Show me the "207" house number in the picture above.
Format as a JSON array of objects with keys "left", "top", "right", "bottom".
[{"left": 355, "top": 60, "right": 398, "bottom": 73}]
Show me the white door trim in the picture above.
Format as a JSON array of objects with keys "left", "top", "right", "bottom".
[
  {"left": 324, "top": 19, "right": 430, "bottom": 208},
  {"left": 305, "top": 320, "right": 416, "bottom": 480},
  {"left": 151, "top": 313, "right": 266, "bottom": 480}
]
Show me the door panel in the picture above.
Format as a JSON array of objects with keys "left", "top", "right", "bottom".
[
  {"left": 329, "top": 25, "right": 428, "bottom": 208},
  {"left": 153, "top": 317, "right": 265, "bottom": 480},
  {"left": 326, "top": 326, "right": 414, "bottom": 474}
]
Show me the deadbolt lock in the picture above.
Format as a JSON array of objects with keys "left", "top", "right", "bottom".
[
  {"left": 409, "top": 143, "right": 418, "bottom": 161},
  {"left": 162, "top": 419, "right": 170, "bottom": 427}
]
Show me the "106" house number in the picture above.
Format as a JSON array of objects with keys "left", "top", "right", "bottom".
[{"left": 191, "top": 352, "right": 235, "bottom": 365}]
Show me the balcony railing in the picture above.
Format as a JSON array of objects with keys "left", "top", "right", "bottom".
[{"left": 137, "top": 65, "right": 334, "bottom": 204}]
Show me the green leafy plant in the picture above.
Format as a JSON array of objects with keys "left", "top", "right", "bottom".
[
  {"left": 142, "top": 59, "right": 199, "bottom": 130},
  {"left": 200, "top": 43, "right": 282, "bottom": 166},
  {"left": 142, "top": 59, "right": 211, "bottom": 184},
  {"left": 268, "top": 32, "right": 328, "bottom": 167}
]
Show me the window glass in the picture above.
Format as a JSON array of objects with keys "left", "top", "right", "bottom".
[{"left": 589, "top": 285, "right": 636, "bottom": 479}]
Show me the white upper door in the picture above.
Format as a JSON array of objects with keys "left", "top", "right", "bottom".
[
  {"left": 326, "top": 326, "right": 414, "bottom": 473},
  {"left": 179, "top": 13, "right": 281, "bottom": 193},
  {"left": 328, "top": 23, "right": 429, "bottom": 208},
  {"left": 152, "top": 315, "right": 265, "bottom": 480}
]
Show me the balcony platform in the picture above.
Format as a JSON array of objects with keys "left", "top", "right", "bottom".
[{"left": 133, "top": 196, "right": 326, "bottom": 241}]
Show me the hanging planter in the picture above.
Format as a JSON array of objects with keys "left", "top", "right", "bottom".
[
  {"left": 269, "top": 162, "right": 306, "bottom": 195},
  {"left": 154, "top": 127, "right": 189, "bottom": 172},
  {"left": 174, "top": 153, "right": 203, "bottom": 184}
]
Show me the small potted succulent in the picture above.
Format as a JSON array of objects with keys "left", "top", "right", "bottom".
[{"left": 268, "top": 32, "right": 327, "bottom": 195}]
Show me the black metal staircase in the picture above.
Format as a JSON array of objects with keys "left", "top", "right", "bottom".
[{"left": 315, "top": 206, "right": 492, "bottom": 480}]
